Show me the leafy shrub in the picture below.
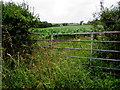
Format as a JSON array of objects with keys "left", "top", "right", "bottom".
[
  {"left": 98, "top": 1, "right": 120, "bottom": 59},
  {"left": 2, "top": 1, "right": 39, "bottom": 59},
  {"left": 93, "top": 1, "right": 120, "bottom": 69}
]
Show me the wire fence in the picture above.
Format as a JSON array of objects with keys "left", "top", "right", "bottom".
[{"left": 31, "top": 31, "right": 120, "bottom": 71}]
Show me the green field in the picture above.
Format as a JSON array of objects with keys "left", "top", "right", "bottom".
[
  {"left": 29, "top": 25, "right": 93, "bottom": 33},
  {"left": 29, "top": 25, "right": 93, "bottom": 39}
]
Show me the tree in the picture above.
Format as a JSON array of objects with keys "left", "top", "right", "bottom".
[
  {"left": 62, "top": 23, "right": 68, "bottom": 26},
  {"left": 38, "top": 21, "right": 52, "bottom": 28},
  {"left": 80, "top": 21, "right": 83, "bottom": 25}
]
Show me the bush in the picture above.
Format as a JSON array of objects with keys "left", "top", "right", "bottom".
[
  {"left": 99, "top": 2, "right": 120, "bottom": 59},
  {"left": 93, "top": 1, "right": 120, "bottom": 69},
  {"left": 2, "top": 1, "right": 39, "bottom": 59}
]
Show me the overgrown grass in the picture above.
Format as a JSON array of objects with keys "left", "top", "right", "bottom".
[{"left": 3, "top": 35, "right": 120, "bottom": 88}]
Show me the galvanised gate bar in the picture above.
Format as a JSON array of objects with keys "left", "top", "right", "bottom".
[{"left": 31, "top": 31, "right": 120, "bottom": 71}]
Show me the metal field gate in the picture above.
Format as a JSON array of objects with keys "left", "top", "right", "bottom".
[{"left": 31, "top": 31, "right": 120, "bottom": 72}]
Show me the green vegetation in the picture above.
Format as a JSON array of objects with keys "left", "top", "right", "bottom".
[
  {"left": 2, "top": 1, "right": 53, "bottom": 59},
  {"left": 2, "top": 1, "right": 120, "bottom": 89},
  {"left": 99, "top": 1, "right": 120, "bottom": 59},
  {"left": 92, "top": 1, "right": 120, "bottom": 68},
  {"left": 37, "top": 21, "right": 53, "bottom": 28},
  {"left": 3, "top": 40, "right": 120, "bottom": 88},
  {"left": 2, "top": 1, "right": 39, "bottom": 59},
  {"left": 29, "top": 25, "right": 93, "bottom": 39},
  {"left": 30, "top": 25, "right": 92, "bottom": 33},
  {"left": 3, "top": 25, "right": 120, "bottom": 88}
]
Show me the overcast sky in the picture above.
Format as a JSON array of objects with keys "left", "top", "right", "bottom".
[{"left": 4, "top": 0, "right": 120, "bottom": 23}]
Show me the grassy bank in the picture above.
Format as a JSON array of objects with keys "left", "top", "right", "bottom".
[
  {"left": 3, "top": 37, "right": 120, "bottom": 88},
  {"left": 3, "top": 26, "right": 120, "bottom": 88}
]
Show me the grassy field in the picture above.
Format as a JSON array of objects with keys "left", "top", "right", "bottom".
[
  {"left": 29, "top": 25, "right": 93, "bottom": 33},
  {"left": 29, "top": 25, "right": 92, "bottom": 39},
  {"left": 3, "top": 25, "right": 120, "bottom": 88}
]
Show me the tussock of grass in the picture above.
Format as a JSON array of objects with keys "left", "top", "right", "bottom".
[{"left": 3, "top": 45, "right": 120, "bottom": 88}]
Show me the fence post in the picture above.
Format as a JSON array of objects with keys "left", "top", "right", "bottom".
[
  {"left": 50, "top": 34, "right": 53, "bottom": 48},
  {"left": 90, "top": 33, "right": 94, "bottom": 66}
]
